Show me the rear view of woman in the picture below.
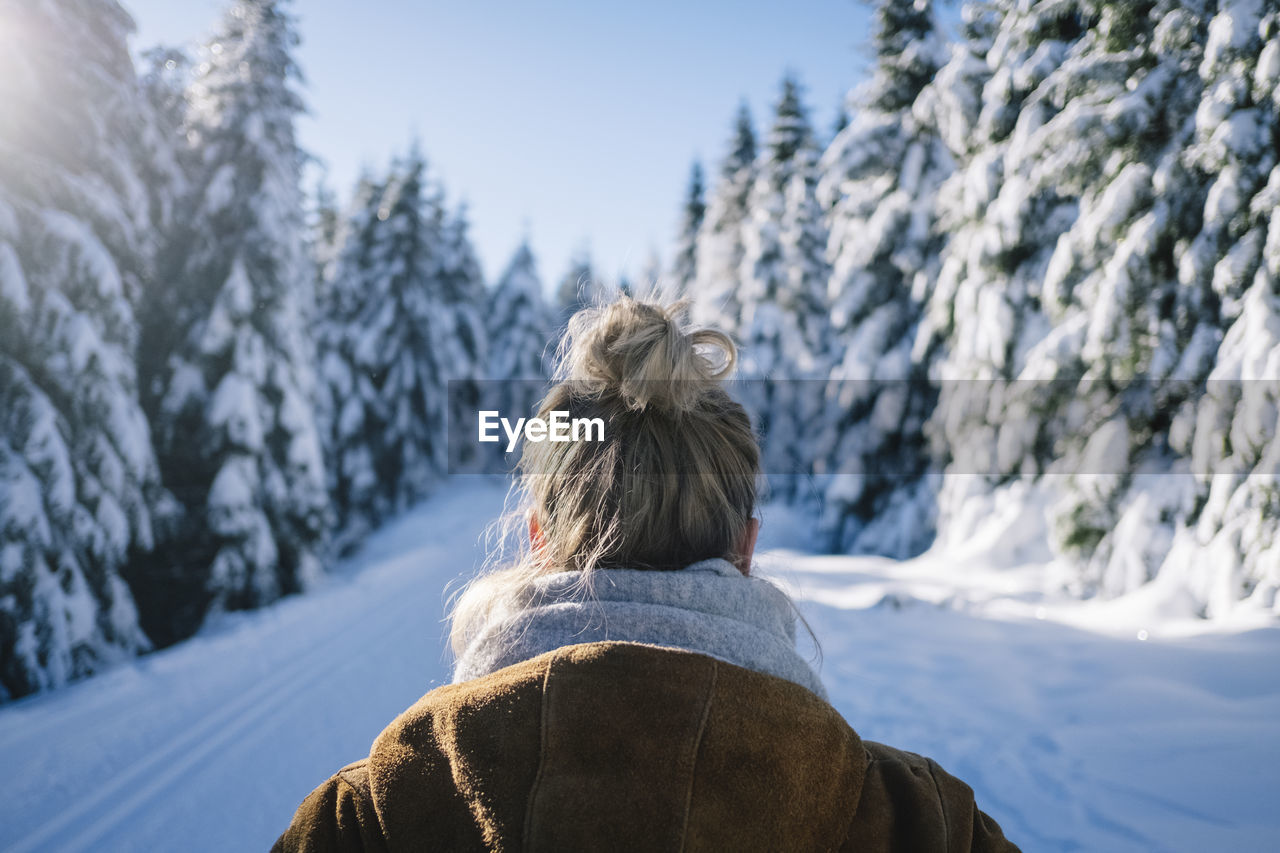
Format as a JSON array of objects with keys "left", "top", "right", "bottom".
[{"left": 275, "top": 295, "right": 1018, "bottom": 852}]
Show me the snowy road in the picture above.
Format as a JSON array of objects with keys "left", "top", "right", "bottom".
[
  {"left": 2, "top": 479, "right": 1277, "bottom": 852},
  {"left": 0, "top": 481, "right": 503, "bottom": 853}
]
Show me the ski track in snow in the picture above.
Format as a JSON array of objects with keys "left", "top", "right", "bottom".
[{"left": 1, "top": 478, "right": 1277, "bottom": 852}]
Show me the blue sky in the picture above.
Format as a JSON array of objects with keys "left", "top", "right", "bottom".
[{"left": 124, "top": 0, "right": 873, "bottom": 289}]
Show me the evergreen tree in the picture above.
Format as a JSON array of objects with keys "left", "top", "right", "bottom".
[
  {"left": 137, "top": 0, "right": 327, "bottom": 641},
  {"left": 1117, "top": 1, "right": 1280, "bottom": 615},
  {"left": 1020, "top": 0, "right": 1222, "bottom": 596},
  {"left": 488, "top": 241, "right": 555, "bottom": 382},
  {"left": 437, "top": 200, "right": 489, "bottom": 471},
  {"left": 736, "top": 75, "right": 831, "bottom": 497},
  {"left": 555, "top": 249, "right": 600, "bottom": 325},
  {"left": 920, "top": 0, "right": 1090, "bottom": 380},
  {"left": 316, "top": 153, "right": 452, "bottom": 552},
  {"left": 309, "top": 178, "right": 341, "bottom": 285},
  {"left": 915, "top": 0, "right": 1278, "bottom": 616},
  {"left": 484, "top": 240, "right": 554, "bottom": 475},
  {"left": 691, "top": 102, "right": 757, "bottom": 335},
  {"left": 135, "top": 46, "right": 191, "bottom": 256},
  {"left": 915, "top": 0, "right": 1097, "bottom": 559},
  {"left": 1177, "top": 171, "right": 1280, "bottom": 616},
  {"left": 0, "top": 0, "right": 163, "bottom": 699},
  {"left": 671, "top": 160, "right": 706, "bottom": 297},
  {"left": 813, "top": 0, "right": 948, "bottom": 556},
  {"left": 830, "top": 103, "right": 851, "bottom": 141},
  {"left": 133, "top": 43, "right": 192, "bottom": 401},
  {"left": 739, "top": 75, "right": 830, "bottom": 377},
  {"left": 313, "top": 173, "right": 379, "bottom": 552},
  {"left": 870, "top": 0, "right": 940, "bottom": 111}
]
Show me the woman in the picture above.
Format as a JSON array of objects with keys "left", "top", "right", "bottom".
[{"left": 275, "top": 295, "right": 1018, "bottom": 852}]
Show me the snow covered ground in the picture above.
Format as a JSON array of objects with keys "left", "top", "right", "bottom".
[{"left": 1, "top": 478, "right": 1277, "bottom": 852}]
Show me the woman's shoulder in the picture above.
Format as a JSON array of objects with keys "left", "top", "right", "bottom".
[
  {"left": 275, "top": 643, "right": 1018, "bottom": 851},
  {"left": 270, "top": 761, "right": 385, "bottom": 853},
  {"left": 852, "top": 741, "right": 1020, "bottom": 852}
]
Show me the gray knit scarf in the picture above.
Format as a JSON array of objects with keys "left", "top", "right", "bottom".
[{"left": 451, "top": 558, "right": 828, "bottom": 700}]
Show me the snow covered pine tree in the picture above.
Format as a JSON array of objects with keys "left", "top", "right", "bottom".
[
  {"left": 316, "top": 152, "right": 456, "bottom": 553},
  {"left": 0, "top": 0, "right": 165, "bottom": 699},
  {"left": 436, "top": 201, "right": 489, "bottom": 473},
  {"left": 672, "top": 161, "right": 707, "bottom": 298},
  {"left": 134, "top": 0, "right": 328, "bottom": 643},
  {"left": 918, "top": 0, "right": 1279, "bottom": 615},
  {"left": 486, "top": 240, "right": 556, "bottom": 433},
  {"left": 1156, "top": 0, "right": 1280, "bottom": 616},
  {"left": 736, "top": 74, "right": 832, "bottom": 501},
  {"left": 813, "top": 0, "right": 949, "bottom": 556},
  {"left": 691, "top": 102, "right": 758, "bottom": 337}
]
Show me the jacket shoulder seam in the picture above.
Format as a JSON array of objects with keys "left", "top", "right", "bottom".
[
  {"left": 521, "top": 649, "right": 558, "bottom": 850},
  {"left": 675, "top": 659, "right": 718, "bottom": 852},
  {"left": 333, "top": 761, "right": 388, "bottom": 846},
  {"left": 924, "top": 757, "right": 951, "bottom": 852},
  {"left": 336, "top": 759, "right": 370, "bottom": 789},
  {"left": 864, "top": 753, "right": 926, "bottom": 768}
]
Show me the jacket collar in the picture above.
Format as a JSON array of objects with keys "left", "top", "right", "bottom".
[{"left": 452, "top": 558, "right": 828, "bottom": 700}]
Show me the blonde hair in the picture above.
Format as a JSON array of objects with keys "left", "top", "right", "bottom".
[{"left": 449, "top": 291, "right": 761, "bottom": 656}]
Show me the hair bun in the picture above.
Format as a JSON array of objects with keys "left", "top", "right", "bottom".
[{"left": 557, "top": 295, "right": 737, "bottom": 413}]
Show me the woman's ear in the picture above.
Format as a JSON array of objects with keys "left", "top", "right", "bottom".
[
  {"left": 732, "top": 517, "right": 759, "bottom": 575},
  {"left": 529, "top": 513, "right": 545, "bottom": 553}
]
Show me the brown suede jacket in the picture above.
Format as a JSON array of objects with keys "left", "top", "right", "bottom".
[{"left": 274, "top": 642, "right": 1019, "bottom": 852}]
